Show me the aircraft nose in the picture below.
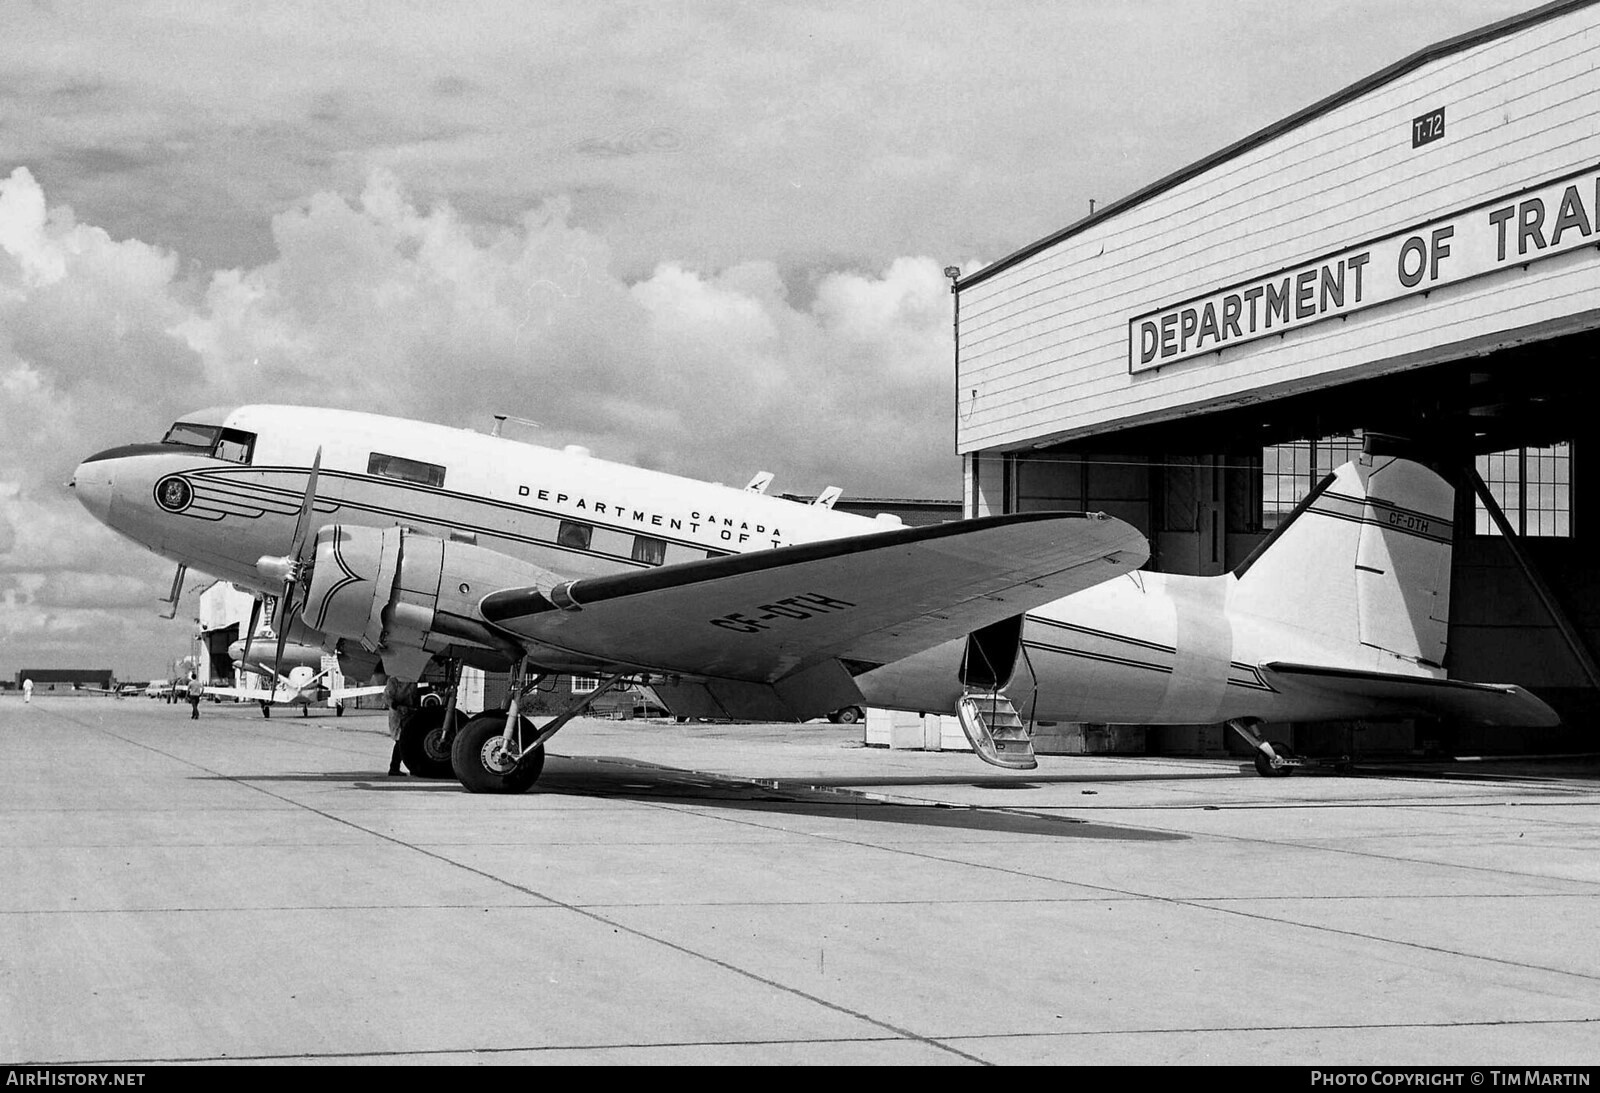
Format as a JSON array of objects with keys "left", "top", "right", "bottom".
[{"left": 71, "top": 457, "right": 116, "bottom": 524}]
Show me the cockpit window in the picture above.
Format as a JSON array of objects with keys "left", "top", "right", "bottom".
[
  {"left": 160, "top": 422, "right": 256, "bottom": 464},
  {"left": 214, "top": 431, "right": 254, "bottom": 464},
  {"left": 368, "top": 452, "right": 446, "bottom": 488},
  {"left": 162, "top": 422, "right": 221, "bottom": 449}
]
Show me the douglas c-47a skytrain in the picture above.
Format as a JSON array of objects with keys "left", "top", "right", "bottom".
[{"left": 70, "top": 405, "right": 1556, "bottom": 791}]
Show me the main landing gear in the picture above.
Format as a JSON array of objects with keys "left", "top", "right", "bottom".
[
  {"left": 398, "top": 704, "right": 463, "bottom": 780},
  {"left": 397, "top": 660, "right": 466, "bottom": 780},
  {"left": 451, "top": 712, "right": 544, "bottom": 793},
  {"left": 448, "top": 660, "right": 627, "bottom": 794}
]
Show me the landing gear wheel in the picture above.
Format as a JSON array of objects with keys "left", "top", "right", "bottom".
[
  {"left": 450, "top": 711, "right": 545, "bottom": 794},
  {"left": 1254, "top": 740, "right": 1295, "bottom": 777},
  {"left": 831, "top": 705, "right": 863, "bottom": 725},
  {"left": 398, "top": 706, "right": 462, "bottom": 780}
]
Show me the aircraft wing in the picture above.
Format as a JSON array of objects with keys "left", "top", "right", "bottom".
[
  {"left": 479, "top": 512, "right": 1147, "bottom": 712},
  {"left": 1259, "top": 663, "right": 1561, "bottom": 727},
  {"left": 330, "top": 685, "right": 386, "bottom": 701},
  {"left": 204, "top": 685, "right": 274, "bottom": 702}
]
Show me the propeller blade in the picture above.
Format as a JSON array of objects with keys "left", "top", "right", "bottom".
[
  {"left": 288, "top": 447, "right": 323, "bottom": 564},
  {"left": 274, "top": 447, "right": 323, "bottom": 684},
  {"left": 274, "top": 614, "right": 292, "bottom": 686},
  {"left": 241, "top": 597, "right": 263, "bottom": 671}
]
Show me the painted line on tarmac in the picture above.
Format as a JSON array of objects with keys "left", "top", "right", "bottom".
[{"left": 47, "top": 706, "right": 997, "bottom": 1067}]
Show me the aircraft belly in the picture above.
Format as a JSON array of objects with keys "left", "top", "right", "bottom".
[{"left": 854, "top": 639, "right": 968, "bottom": 713}]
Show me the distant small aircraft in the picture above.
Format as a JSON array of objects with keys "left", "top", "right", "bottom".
[
  {"left": 70, "top": 405, "right": 1554, "bottom": 791},
  {"left": 214, "top": 631, "right": 384, "bottom": 716},
  {"left": 79, "top": 682, "right": 141, "bottom": 698}
]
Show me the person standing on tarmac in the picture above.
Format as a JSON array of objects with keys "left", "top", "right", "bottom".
[
  {"left": 185, "top": 673, "right": 204, "bottom": 719},
  {"left": 384, "top": 677, "right": 417, "bottom": 776},
  {"left": 22, "top": 678, "right": 33, "bottom": 704}
]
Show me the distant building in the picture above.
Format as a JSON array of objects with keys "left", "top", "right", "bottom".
[
  {"left": 15, "top": 669, "right": 115, "bottom": 692},
  {"left": 950, "top": 0, "right": 1600, "bottom": 753},
  {"left": 197, "top": 580, "right": 259, "bottom": 685}
]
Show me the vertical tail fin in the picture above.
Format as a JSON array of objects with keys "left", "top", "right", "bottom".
[{"left": 1231, "top": 452, "right": 1454, "bottom": 668}]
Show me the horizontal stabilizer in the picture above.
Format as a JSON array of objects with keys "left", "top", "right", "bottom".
[
  {"left": 1260, "top": 663, "right": 1560, "bottom": 727},
  {"left": 480, "top": 511, "right": 1148, "bottom": 688}
]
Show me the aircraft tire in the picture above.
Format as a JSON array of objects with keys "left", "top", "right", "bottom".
[
  {"left": 1254, "top": 741, "right": 1295, "bottom": 778},
  {"left": 833, "top": 705, "right": 864, "bottom": 725},
  {"left": 450, "top": 711, "right": 545, "bottom": 794},
  {"left": 398, "top": 707, "right": 461, "bottom": 780}
]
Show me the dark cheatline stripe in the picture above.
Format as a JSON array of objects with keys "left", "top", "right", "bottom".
[
  {"left": 1029, "top": 614, "right": 1177, "bottom": 655},
  {"left": 1022, "top": 639, "right": 1173, "bottom": 676}
]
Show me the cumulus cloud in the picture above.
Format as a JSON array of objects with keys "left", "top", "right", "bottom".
[{"left": 0, "top": 167, "right": 963, "bottom": 674}]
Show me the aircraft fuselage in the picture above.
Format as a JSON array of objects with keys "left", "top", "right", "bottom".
[{"left": 72, "top": 403, "right": 1491, "bottom": 731}]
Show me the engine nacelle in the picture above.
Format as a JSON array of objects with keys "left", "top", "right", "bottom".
[{"left": 301, "top": 524, "right": 561, "bottom": 680}]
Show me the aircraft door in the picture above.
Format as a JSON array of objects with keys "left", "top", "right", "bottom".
[{"left": 960, "top": 614, "right": 1024, "bottom": 691}]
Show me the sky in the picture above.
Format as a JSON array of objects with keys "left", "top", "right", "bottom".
[{"left": 0, "top": 0, "right": 1536, "bottom": 678}]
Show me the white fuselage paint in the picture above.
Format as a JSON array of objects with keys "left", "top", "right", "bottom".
[
  {"left": 855, "top": 570, "right": 1406, "bottom": 726},
  {"left": 75, "top": 404, "right": 1420, "bottom": 726}
]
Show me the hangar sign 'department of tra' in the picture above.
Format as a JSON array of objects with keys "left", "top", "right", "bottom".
[{"left": 1129, "top": 162, "right": 1600, "bottom": 372}]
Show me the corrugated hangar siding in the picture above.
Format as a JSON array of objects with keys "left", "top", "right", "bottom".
[{"left": 957, "top": 3, "right": 1600, "bottom": 454}]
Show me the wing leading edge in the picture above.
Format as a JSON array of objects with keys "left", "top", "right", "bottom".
[{"left": 478, "top": 511, "right": 1147, "bottom": 713}]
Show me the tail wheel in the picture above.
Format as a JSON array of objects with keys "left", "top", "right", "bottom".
[
  {"left": 398, "top": 706, "right": 462, "bottom": 780},
  {"left": 1254, "top": 740, "right": 1295, "bottom": 777},
  {"left": 450, "top": 711, "right": 545, "bottom": 794}
]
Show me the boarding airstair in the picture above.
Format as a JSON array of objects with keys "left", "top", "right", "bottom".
[{"left": 956, "top": 691, "right": 1037, "bottom": 770}]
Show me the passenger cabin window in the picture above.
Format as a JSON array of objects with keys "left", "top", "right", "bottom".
[
  {"left": 557, "top": 521, "right": 593, "bottom": 551},
  {"left": 632, "top": 535, "right": 667, "bottom": 566},
  {"left": 159, "top": 422, "right": 256, "bottom": 465},
  {"left": 368, "top": 452, "right": 446, "bottom": 488}
]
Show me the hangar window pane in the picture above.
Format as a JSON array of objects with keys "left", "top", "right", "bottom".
[
  {"left": 1014, "top": 454, "right": 1083, "bottom": 512},
  {"left": 570, "top": 676, "right": 600, "bottom": 694},
  {"left": 1086, "top": 456, "right": 1149, "bottom": 531},
  {"left": 1162, "top": 456, "right": 1199, "bottom": 532},
  {"left": 1262, "top": 434, "right": 1361, "bottom": 529},
  {"left": 1226, "top": 454, "right": 1263, "bottom": 534},
  {"left": 1314, "top": 435, "right": 1365, "bottom": 478},
  {"left": 1475, "top": 443, "right": 1570, "bottom": 537}
]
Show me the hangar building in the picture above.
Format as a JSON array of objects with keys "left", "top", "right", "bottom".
[{"left": 953, "top": 0, "right": 1600, "bottom": 756}]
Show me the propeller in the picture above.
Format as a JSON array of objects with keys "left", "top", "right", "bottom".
[{"left": 255, "top": 447, "right": 323, "bottom": 685}]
